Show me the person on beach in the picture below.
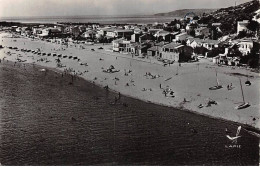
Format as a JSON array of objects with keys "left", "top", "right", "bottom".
[
  {"left": 163, "top": 90, "right": 167, "bottom": 97},
  {"left": 227, "top": 85, "right": 230, "bottom": 90},
  {"left": 160, "top": 83, "right": 162, "bottom": 89},
  {"left": 183, "top": 98, "right": 187, "bottom": 102}
]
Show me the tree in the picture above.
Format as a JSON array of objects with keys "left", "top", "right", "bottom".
[
  {"left": 207, "top": 47, "right": 225, "bottom": 58},
  {"left": 179, "top": 47, "right": 193, "bottom": 62},
  {"left": 228, "top": 44, "right": 242, "bottom": 58},
  {"left": 240, "top": 42, "right": 260, "bottom": 68},
  {"left": 189, "top": 29, "right": 195, "bottom": 37},
  {"left": 193, "top": 16, "right": 200, "bottom": 20},
  {"left": 169, "top": 19, "right": 177, "bottom": 26},
  {"left": 181, "top": 40, "right": 187, "bottom": 46},
  {"left": 247, "top": 20, "right": 259, "bottom": 32},
  {"left": 194, "top": 46, "right": 208, "bottom": 56},
  {"left": 236, "top": 30, "right": 247, "bottom": 39}
]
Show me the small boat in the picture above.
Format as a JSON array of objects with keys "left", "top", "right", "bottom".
[
  {"left": 69, "top": 56, "right": 72, "bottom": 59},
  {"left": 63, "top": 55, "right": 67, "bottom": 58},
  {"left": 235, "top": 102, "right": 250, "bottom": 110},
  {"left": 245, "top": 81, "right": 251, "bottom": 86},
  {"left": 235, "top": 78, "right": 250, "bottom": 110},
  {"left": 198, "top": 104, "right": 203, "bottom": 108},
  {"left": 209, "top": 69, "right": 223, "bottom": 90},
  {"left": 209, "top": 85, "right": 223, "bottom": 90}
]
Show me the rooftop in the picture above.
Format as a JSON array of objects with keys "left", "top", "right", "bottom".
[
  {"left": 114, "top": 29, "right": 134, "bottom": 33},
  {"left": 163, "top": 42, "right": 182, "bottom": 49}
]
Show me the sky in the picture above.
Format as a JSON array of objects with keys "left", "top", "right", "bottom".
[{"left": 0, "top": 0, "right": 251, "bottom": 17}]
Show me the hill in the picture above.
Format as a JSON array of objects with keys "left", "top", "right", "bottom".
[
  {"left": 154, "top": 9, "right": 217, "bottom": 17},
  {"left": 198, "top": 0, "right": 260, "bottom": 35}
]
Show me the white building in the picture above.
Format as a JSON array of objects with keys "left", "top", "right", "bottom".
[
  {"left": 237, "top": 20, "right": 249, "bottom": 35},
  {"left": 238, "top": 39, "right": 254, "bottom": 55}
]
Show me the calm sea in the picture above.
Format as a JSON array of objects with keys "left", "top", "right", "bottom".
[
  {"left": 0, "top": 15, "right": 178, "bottom": 24},
  {"left": 0, "top": 63, "right": 259, "bottom": 166}
]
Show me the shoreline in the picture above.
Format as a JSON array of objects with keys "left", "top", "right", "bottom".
[
  {"left": 0, "top": 32, "right": 259, "bottom": 131},
  {"left": 13, "top": 60, "right": 260, "bottom": 135}
]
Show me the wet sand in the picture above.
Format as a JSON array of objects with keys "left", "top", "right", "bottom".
[
  {"left": 0, "top": 61, "right": 259, "bottom": 165},
  {"left": 0, "top": 32, "right": 259, "bottom": 130}
]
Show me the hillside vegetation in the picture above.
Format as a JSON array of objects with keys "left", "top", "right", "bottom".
[
  {"left": 198, "top": 0, "right": 260, "bottom": 35},
  {"left": 154, "top": 9, "right": 216, "bottom": 17}
]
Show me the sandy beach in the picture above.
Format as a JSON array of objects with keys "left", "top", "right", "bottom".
[{"left": 0, "top": 32, "right": 259, "bottom": 130}]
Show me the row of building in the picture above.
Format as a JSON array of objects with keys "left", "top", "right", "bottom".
[{"left": 3, "top": 17, "right": 258, "bottom": 65}]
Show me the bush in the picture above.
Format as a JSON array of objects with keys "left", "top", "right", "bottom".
[
  {"left": 247, "top": 20, "right": 259, "bottom": 32},
  {"left": 194, "top": 46, "right": 208, "bottom": 55},
  {"left": 207, "top": 47, "right": 225, "bottom": 58},
  {"left": 240, "top": 42, "right": 260, "bottom": 68}
]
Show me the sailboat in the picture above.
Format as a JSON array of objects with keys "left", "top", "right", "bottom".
[
  {"left": 235, "top": 78, "right": 250, "bottom": 109},
  {"left": 209, "top": 69, "right": 223, "bottom": 90}
]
